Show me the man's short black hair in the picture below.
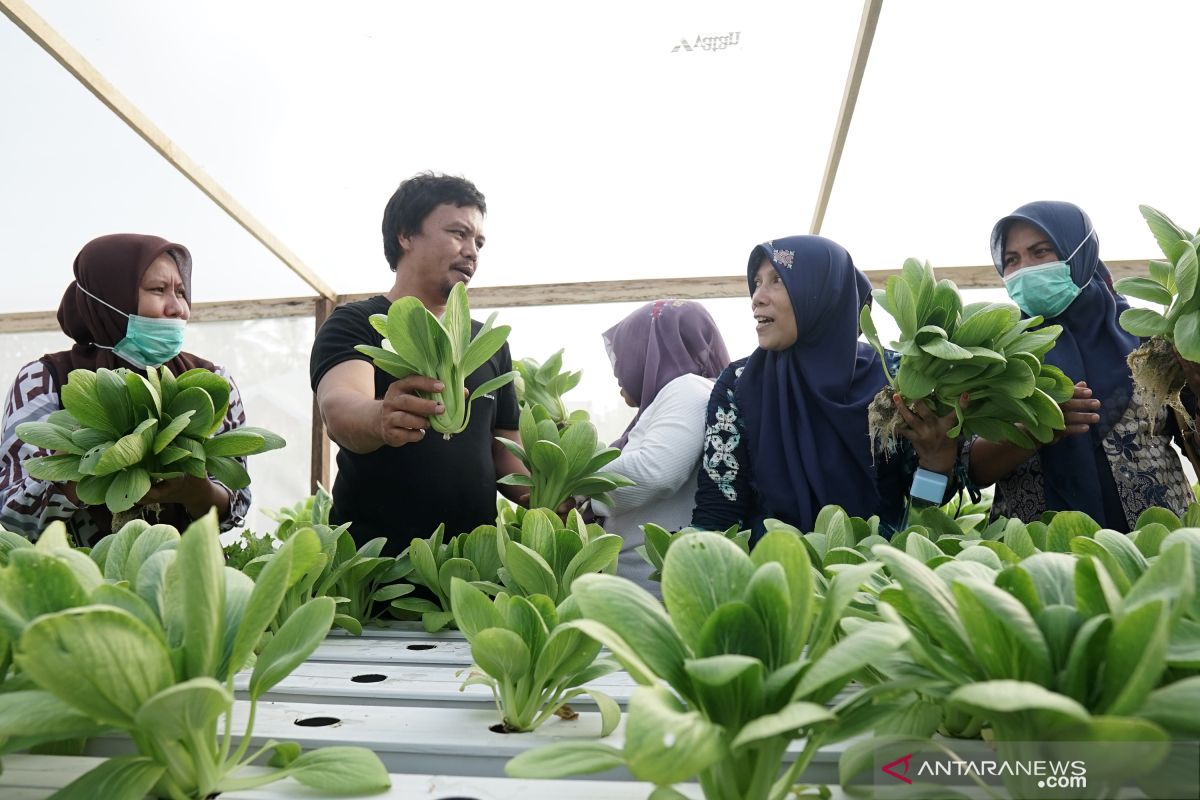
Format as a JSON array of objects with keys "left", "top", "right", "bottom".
[{"left": 381, "top": 173, "right": 487, "bottom": 271}]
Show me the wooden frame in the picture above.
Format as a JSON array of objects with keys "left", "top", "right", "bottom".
[
  {"left": 1, "top": 262, "right": 1152, "bottom": 491},
  {"left": 0, "top": 0, "right": 336, "bottom": 303},
  {"left": 0, "top": 261, "right": 1153, "bottom": 335},
  {"left": 811, "top": 0, "right": 884, "bottom": 235},
  {"left": 0, "top": 0, "right": 1159, "bottom": 502}
]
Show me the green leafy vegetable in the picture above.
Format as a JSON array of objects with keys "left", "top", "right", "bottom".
[
  {"left": 637, "top": 521, "right": 748, "bottom": 582},
  {"left": 331, "top": 537, "right": 413, "bottom": 625},
  {"left": 355, "top": 281, "right": 517, "bottom": 438},
  {"left": 394, "top": 509, "right": 621, "bottom": 631},
  {"left": 391, "top": 523, "right": 505, "bottom": 633},
  {"left": 869, "top": 529, "right": 1197, "bottom": 737},
  {"left": 0, "top": 511, "right": 390, "bottom": 798},
  {"left": 18, "top": 366, "right": 284, "bottom": 518},
  {"left": 1117, "top": 205, "right": 1200, "bottom": 418},
  {"left": 835, "top": 501, "right": 1200, "bottom": 798},
  {"left": 222, "top": 528, "right": 276, "bottom": 571},
  {"left": 861, "top": 258, "right": 1074, "bottom": 451},
  {"left": 265, "top": 483, "right": 334, "bottom": 540},
  {"left": 497, "top": 404, "right": 634, "bottom": 510},
  {"left": 513, "top": 349, "right": 587, "bottom": 427},
  {"left": 495, "top": 508, "right": 621, "bottom": 604},
  {"left": 241, "top": 485, "right": 410, "bottom": 629},
  {"left": 451, "top": 578, "right": 619, "bottom": 734},
  {"left": 241, "top": 519, "right": 404, "bottom": 637},
  {"left": 506, "top": 530, "right": 909, "bottom": 800}
]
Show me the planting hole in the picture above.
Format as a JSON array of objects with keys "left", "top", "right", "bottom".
[
  {"left": 351, "top": 673, "right": 387, "bottom": 683},
  {"left": 294, "top": 716, "right": 341, "bottom": 728},
  {"left": 489, "top": 723, "right": 510, "bottom": 734},
  {"left": 406, "top": 643, "right": 436, "bottom": 651}
]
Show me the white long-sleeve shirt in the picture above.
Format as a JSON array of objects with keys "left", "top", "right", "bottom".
[{"left": 592, "top": 373, "right": 713, "bottom": 590}]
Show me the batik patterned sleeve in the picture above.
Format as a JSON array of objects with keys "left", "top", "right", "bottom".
[
  {"left": 0, "top": 361, "right": 82, "bottom": 540},
  {"left": 691, "top": 360, "right": 753, "bottom": 531},
  {"left": 213, "top": 365, "right": 250, "bottom": 531}
]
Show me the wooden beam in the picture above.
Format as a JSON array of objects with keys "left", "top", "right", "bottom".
[
  {"left": 810, "top": 0, "right": 883, "bottom": 235},
  {"left": 0, "top": 0, "right": 337, "bottom": 303},
  {"left": 466, "top": 277, "right": 749, "bottom": 309},
  {"left": 188, "top": 296, "right": 320, "bottom": 323},
  {"left": 464, "top": 259, "right": 1150, "bottom": 308},
  {"left": 0, "top": 295, "right": 320, "bottom": 333},
  {"left": 311, "top": 297, "right": 334, "bottom": 495},
  {"left": 0, "top": 261, "right": 1155, "bottom": 332}
]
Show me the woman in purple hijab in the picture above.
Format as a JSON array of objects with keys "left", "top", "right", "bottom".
[
  {"left": 692, "top": 235, "right": 961, "bottom": 538},
  {"left": 593, "top": 299, "right": 730, "bottom": 589}
]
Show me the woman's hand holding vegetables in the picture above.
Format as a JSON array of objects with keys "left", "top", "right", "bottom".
[
  {"left": 894, "top": 393, "right": 961, "bottom": 475},
  {"left": 969, "top": 383, "right": 1100, "bottom": 487},
  {"left": 378, "top": 375, "right": 443, "bottom": 447},
  {"left": 1052, "top": 381, "right": 1100, "bottom": 444},
  {"left": 143, "top": 474, "right": 231, "bottom": 520}
]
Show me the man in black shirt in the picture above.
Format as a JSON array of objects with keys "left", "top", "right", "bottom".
[{"left": 309, "top": 173, "right": 527, "bottom": 554}]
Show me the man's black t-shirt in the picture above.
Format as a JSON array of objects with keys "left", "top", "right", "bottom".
[{"left": 309, "top": 295, "right": 519, "bottom": 555}]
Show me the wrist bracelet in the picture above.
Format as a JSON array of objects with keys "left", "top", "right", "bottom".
[{"left": 910, "top": 467, "right": 949, "bottom": 506}]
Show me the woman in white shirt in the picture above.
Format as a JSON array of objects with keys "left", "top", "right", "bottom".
[{"left": 594, "top": 299, "right": 731, "bottom": 590}]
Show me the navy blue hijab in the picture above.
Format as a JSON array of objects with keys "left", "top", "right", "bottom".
[
  {"left": 991, "top": 201, "right": 1138, "bottom": 528},
  {"left": 736, "top": 236, "right": 885, "bottom": 530}
]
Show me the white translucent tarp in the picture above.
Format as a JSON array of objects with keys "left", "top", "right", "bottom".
[
  {"left": 4, "top": 1, "right": 1199, "bottom": 311},
  {"left": 4, "top": 1, "right": 1200, "bottom": 527},
  {"left": 823, "top": 0, "right": 1200, "bottom": 269},
  {"left": 1, "top": 0, "right": 862, "bottom": 311},
  {"left": 0, "top": 290, "right": 1000, "bottom": 532}
]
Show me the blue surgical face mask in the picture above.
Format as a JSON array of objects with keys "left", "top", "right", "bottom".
[
  {"left": 77, "top": 285, "right": 187, "bottom": 368},
  {"left": 1003, "top": 229, "right": 1092, "bottom": 319},
  {"left": 113, "top": 315, "right": 187, "bottom": 368}
]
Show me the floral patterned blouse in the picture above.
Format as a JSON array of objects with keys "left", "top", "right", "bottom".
[
  {"left": 692, "top": 353, "right": 944, "bottom": 537},
  {"left": 979, "top": 391, "right": 1195, "bottom": 529}
]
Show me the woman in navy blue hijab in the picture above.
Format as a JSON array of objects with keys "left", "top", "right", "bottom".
[
  {"left": 692, "top": 235, "right": 960, "bottom": 536},
  {"left": 969, "top": 201, "right": 1197, "bottom": 530}
]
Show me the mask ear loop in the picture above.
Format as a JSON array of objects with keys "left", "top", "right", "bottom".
[
  {"left": 74, "top": 283, "right": 130, "bottom": 352},
  {"left": 1064, "top": 228, "right": 1094, "bottom": 267},
  {"left": 75, "top": 283, "right": 131, "bottom": 319}
]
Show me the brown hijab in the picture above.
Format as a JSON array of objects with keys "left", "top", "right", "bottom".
[
  {"left": 41, "top": 234, "right": 218, "bottom": 536},
  {"left": 42, "top": 233, "right": 214, "bottom": 384}
]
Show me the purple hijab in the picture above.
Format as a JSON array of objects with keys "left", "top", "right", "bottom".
[
  {"left": 603, "top": 299, "right": 730, "bottom": 449},
  {"left": 736, "top": 236, "right": 885, "bottom": 529}
]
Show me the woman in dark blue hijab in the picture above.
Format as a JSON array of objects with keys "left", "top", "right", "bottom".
[
  {"left": 692, "top": 235, "right": 960, "bottom": 536},
  {"left": 969, "top": 201, "right": 1196, "bottom": 530}
]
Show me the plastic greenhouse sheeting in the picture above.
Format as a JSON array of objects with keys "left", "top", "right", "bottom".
[{"left": 3, "top": 0, "right": 1199, "bottom": 529}]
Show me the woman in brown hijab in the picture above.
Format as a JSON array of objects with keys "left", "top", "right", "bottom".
[{"left": 0, "top": 234, "right": 251, "bottom": 543}]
